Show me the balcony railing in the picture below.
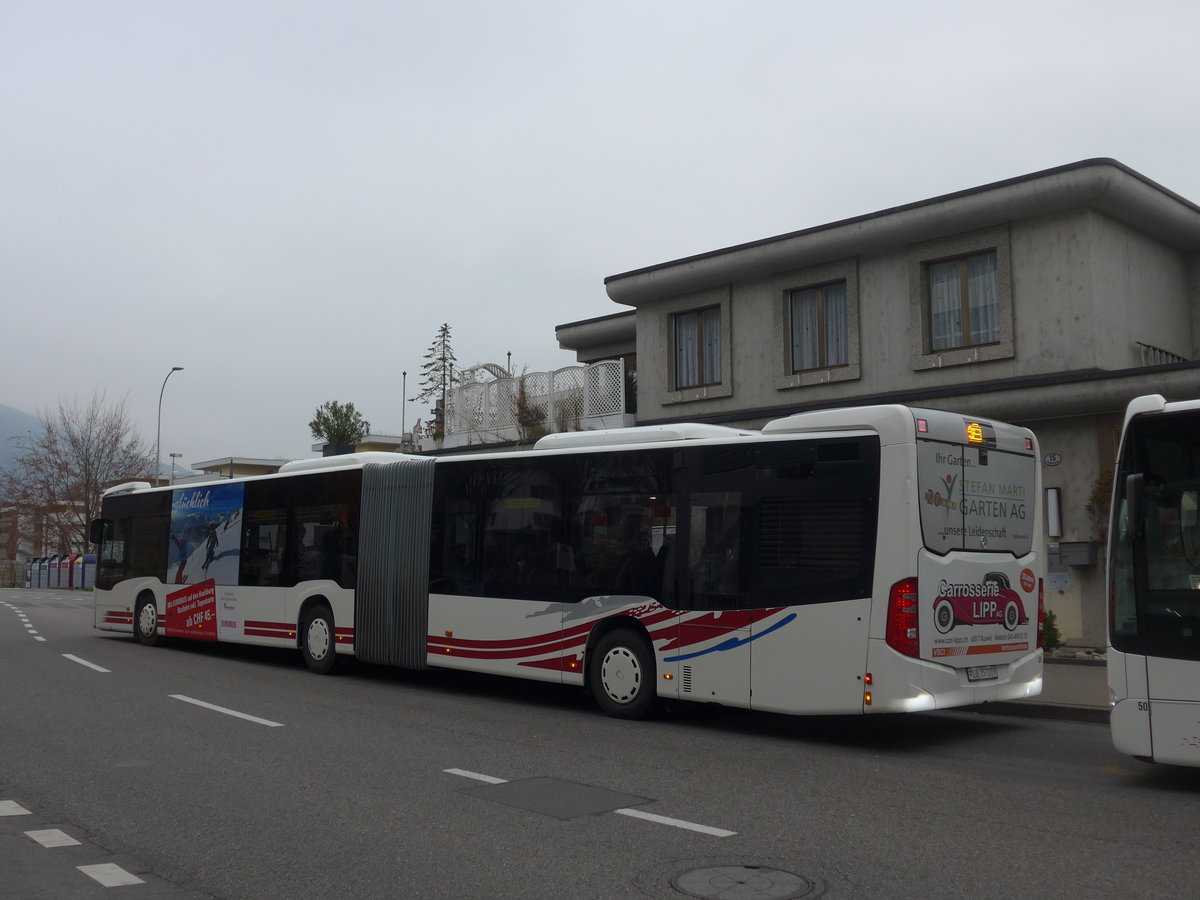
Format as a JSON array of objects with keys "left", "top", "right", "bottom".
[{"left": 1135, "top": 341, "right": 1187, "bottom": 367}]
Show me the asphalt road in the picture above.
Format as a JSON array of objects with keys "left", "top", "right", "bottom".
[{"left": 3, "top": 588, "right": 1200, "bottom": 899}]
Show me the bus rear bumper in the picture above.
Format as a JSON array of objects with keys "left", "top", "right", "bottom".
[{"left": 864, "top": 641, "right": 1043, "bottom": 713}]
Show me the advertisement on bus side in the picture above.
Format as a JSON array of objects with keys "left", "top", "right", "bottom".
[{"left": 164, "top": 483, "right": 244, "bottom": 640}]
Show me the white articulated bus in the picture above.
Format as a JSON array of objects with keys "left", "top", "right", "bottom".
[
  {"left": 92, "top": 404, "right": 1043, "bottom": 718},
  {"left": 1108, "top": 394, "right": 1200, "bottom": 765}
]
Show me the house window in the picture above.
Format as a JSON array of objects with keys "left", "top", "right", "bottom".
[
  {"left": 674, "top": 306, "right": 722, "bottom": 389},
  {"left": 790, "top": 282, "right": 848, "bottom": 372},
  {"left": 929, "top": 251, "right": 999, "bottom": 351}
]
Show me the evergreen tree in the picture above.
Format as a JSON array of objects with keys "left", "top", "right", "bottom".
[{"left": 417, "top": 323, "right": 459, "bottom": 434}]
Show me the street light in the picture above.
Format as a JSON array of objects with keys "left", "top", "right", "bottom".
[
  {"left": 155, "top": 367, "right": 183, "bottom": 485},
  {"left": 169, "top": 452, "right": 183, "bottom": 483}
]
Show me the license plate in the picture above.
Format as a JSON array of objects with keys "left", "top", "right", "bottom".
[{"left": 967, "top": 665, "right": 998, "bottom": 682}]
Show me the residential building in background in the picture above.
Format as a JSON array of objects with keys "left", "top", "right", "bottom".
[{"left": 558, "top": 158, "right": 1200, "bottom": 646}]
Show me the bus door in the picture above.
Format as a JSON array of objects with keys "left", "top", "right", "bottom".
[{"left": 670, "top": 446, "right": 751, "bottom": 708}]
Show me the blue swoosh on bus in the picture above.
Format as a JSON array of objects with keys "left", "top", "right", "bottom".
[{"left": 663, "top": 613, "right": 797, "bottom": 663}]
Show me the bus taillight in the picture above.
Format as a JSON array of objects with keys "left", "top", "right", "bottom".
[{"left": 886, "top": 578, "right": 920, "bottom": 658}]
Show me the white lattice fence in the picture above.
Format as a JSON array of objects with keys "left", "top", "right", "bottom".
[{"left": 444, "top": 360, "right": 626, "bottom": 443}]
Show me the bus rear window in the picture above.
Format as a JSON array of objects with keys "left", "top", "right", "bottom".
[{"left": 917, "top": 440, "right": 1035, "bottom": 556}]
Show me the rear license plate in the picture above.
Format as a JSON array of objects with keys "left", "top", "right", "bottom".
[{"left": 967, "top": 665, "right": 998, "bottom": 682}]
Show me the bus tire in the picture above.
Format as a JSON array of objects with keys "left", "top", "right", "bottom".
[
  {"left": 134, "top": 595, "right": 159, "bottom": 646},
  {"left": 589, "top": 628, "right": 657, "bottom": 719},
  {"left": 301, "top": 604, "right": 337, "bottom": 674}
]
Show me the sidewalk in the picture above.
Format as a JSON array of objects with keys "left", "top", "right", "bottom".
[{"left": 974, "top": 652, "right": 1109, "bottom": 723}]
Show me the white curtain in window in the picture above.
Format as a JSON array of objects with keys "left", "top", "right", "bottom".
[
  {"left": 675, "top": 311, "right": 699, "bottom": 388},
  {"left": 929, "top": 261, "right": 961, "bottom": 350},
  {"left": 791, "top": 290, "right": 819, "bottom": 371},
  {"left": 701, "top": 307, "right": 721, "bottom": 385},
  {"left": 824, "top": 282, "right": 848, "bottom": 366},
  {"left": 967, "top": 252, "right": 999, "bottom": 344}
]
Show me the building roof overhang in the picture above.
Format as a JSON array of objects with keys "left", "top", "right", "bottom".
[{"left": 604, "top": 158, "right": 1200, "bottom": 306}]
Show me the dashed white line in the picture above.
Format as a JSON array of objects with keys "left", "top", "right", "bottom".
[
  {"left": 0, "top": 800, "right": 32, "bottom": 816},
  {"left": 78, "top": 863, "right": 145, "bottom": 887},
  {"left": 62, "top": 654, "right": 111, "bottom": 673},
  {"left": 443, "top": 768, "right": 508, "bottom": 784},
  {"left": 169, "top": 694, "right": 284, "bottom": 727},
  {"left": 615, "top": 807, "right": 737, "bottom": 837},
  {"left": 442, "top": 768, "right": 735, "bottom": 837},
  {"left": 26, "top": 828, "right": 81, "bottom": 848}
]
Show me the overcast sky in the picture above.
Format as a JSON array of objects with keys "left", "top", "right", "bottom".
[{"left": 3, "top": 1, "right": 1198, "bottom": 466}]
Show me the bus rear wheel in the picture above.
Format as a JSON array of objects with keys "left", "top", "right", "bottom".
[
  {"left": 301, "top": 604, "right": 337, "bottom": 674},
  {"left": 589, "top": 628, "right": 657, "bottom": 719},
  {"left": 134, "top": 595, "right": 159, "bottom": 646}
]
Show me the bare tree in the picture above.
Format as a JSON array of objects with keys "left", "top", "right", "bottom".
[{"left": 0, "top": 392, "right": 151, "bottom": 555}]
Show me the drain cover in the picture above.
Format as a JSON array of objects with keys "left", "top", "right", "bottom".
[{"left": 671, "top": 865, "right": 812, "bottom": 900}]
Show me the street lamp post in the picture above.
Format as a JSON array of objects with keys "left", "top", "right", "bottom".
[
  {"left": 155, "top": 367, "right": 183, "bottom": 485},
  {"left": 169, "top": 452, "right": 183, "bottom": 483}
]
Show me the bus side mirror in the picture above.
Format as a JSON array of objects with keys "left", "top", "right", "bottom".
[
  {"left": 89, "top": 519, "right": 110, "bottom": 545},
  {"left": 1125, "top": 474, "right": 1144, "bottom": 541}
]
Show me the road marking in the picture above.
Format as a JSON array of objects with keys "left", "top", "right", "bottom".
[
  {"left": 0, "top": 800, "right": 32, "bottom": 816},
  {"left": 78, "top": 863, "right": 145, "bottom": 887},
  {"left": 26, "top": 828, "right": 82, "bottom": 848},
  {"left": 169, "top": 694, "right": 284, "bottom": 727},
  {"left": 615, "top": 807, "right": 737, "bottom": 837},
  {"left": 63, "top": 654, "right": 111, "bottom": 673},
  {"left": 443, "top": 769, "right": 735, "bottom": 836},
  {"left": 443, "top": 768, "right": 508, "bottom": 784},
  {"left": 34, "top": 636, "right": 47, "bottom": 642}
]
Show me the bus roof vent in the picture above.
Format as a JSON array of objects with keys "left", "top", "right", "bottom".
[
  {"left": 279, "top": 452, "right": 421, "bottom": 474},
  {"left": 102, "top": 481, "right": 153, "bottom": 497},
  {"left": 534, "top": 423, "right": 757, "bottom": 451},
  {"left": 763, "top": 405, "right": 916, "bottom": 443}
]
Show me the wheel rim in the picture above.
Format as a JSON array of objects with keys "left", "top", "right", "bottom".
[
  {"left": 138, "top": 602, "right": 156, "bottom": 637},
  {"left": 307, "top": 616, "right": 331, "bottom": 661},
  {"left": 600, "top": 645, "right": 642, "bottom": 705}
]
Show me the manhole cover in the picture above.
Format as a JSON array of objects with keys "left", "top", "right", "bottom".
[{"left": 671, "top": 865, "right": 812, "bottom": 900}]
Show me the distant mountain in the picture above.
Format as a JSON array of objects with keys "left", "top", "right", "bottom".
[{"left": 0, "top": 404, "right": 42, "bottom": 470}]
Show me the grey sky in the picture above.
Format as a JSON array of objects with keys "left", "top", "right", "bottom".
[{"left": 3, "top": 1, "right": 1198, "bottom": 465}]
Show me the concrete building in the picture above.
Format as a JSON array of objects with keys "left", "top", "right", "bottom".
[{"left": 558, "top": 158, "right": 1200, "bottom": 646}]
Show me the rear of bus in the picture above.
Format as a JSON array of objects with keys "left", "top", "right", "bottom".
[
  {"left": 1108, "top": 395, "right": 1200, "bottom": 766},
  {"left": 868, "top": 408, "right": 1044, "bottom": 711}
]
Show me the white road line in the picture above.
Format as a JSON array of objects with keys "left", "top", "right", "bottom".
[
  {"left": 78, "top": 863, "right": 145, "bottom": 887},
  {"left": 443, "top": 769, "right": 735, "bottom": 836},
  {"left": 26, "top": 828, "right": 82, "bottom": 848},
  {"left": 169, "top": 694, "right": 284, "bottom": 727},
  {"left": 63, "top": 654, "right": 111, "bottom": 673},
  {"left": 34, "top": 636, "right": 47, "bottom": 642},
  {"left": 615, "top": 807, "right": 737, "bottom": 837},
  {"left": 0, "top": 800, "right": 32, "bottom": 816},
  {"left": 443, "top": 768, "right": 509, "bottom": 784}
]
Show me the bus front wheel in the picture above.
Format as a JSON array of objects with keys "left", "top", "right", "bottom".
[
  {"left": 301, "top": 604, "right": 337, "bottom": 674},
  {"left": 589, "top": 628, "right": 657, "bottom": 719},
  {"left": 134, "top": 595, "right": 159, "bottom": 646}
]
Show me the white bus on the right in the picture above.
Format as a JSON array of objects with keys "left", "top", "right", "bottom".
[{"left": 1109, "top": 394, "right": 1200, "bottom": 766}]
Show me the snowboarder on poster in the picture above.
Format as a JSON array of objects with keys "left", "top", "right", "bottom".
[{"left": 202, "top": 525, "right": 219, "bottom": 574}]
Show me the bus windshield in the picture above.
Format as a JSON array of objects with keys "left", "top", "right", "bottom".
[{"left": 1111, "top": 407, "right": 1200, "bottom": 660}]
